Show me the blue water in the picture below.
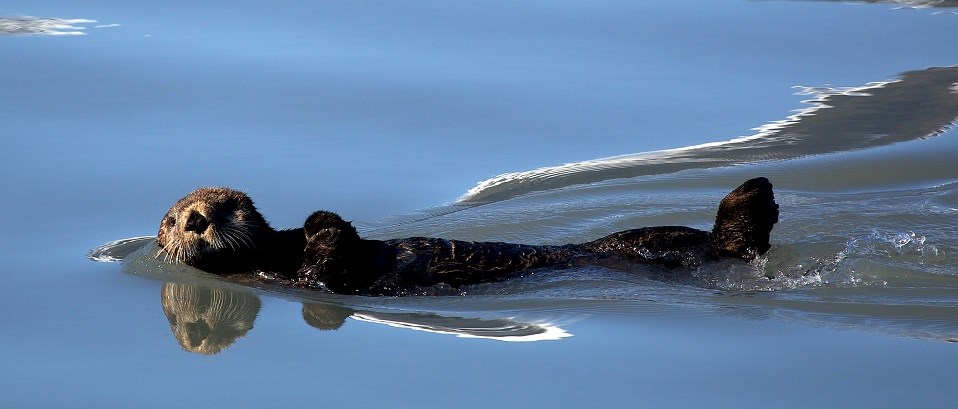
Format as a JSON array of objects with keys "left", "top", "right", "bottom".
[{"left": 3, "top": 1, "right": 958, "bottom": 407}]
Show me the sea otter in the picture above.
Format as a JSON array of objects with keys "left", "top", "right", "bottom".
[{"left": 157, "top": 178, "right": 779, "bottom": 296}]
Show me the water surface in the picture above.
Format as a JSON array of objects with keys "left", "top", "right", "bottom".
[{"left": 3, "top": 1, "right": 958, "bottom": 407}]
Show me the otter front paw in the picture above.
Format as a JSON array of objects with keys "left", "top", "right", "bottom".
[{"left": 303, "top": 211, "right": 361, "bottom": 257}]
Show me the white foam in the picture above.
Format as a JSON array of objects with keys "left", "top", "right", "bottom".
[
  {"left": 351, "top": 313, "right": 573, "bottom": 342},
  {"left": 0, "top": 16, "right": 112, "bottom": 36}
]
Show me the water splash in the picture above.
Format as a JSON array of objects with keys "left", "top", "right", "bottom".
[
  {"left": 697, "top": 229, "right": 944, "bottom": 293},
  {"left": 845, "top": 230, "right": 940, "bottom": 259}
]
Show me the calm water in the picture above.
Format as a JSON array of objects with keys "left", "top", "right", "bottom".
[{"left": 3, "top": 1, "right": 958, "bottom": 407}]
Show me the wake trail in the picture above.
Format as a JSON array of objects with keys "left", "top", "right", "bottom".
[{"left": 458, "top": 66, "right": 958, "bottom": 205}]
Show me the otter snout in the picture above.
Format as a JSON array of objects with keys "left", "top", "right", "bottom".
[{"left": 185, "top": 210, "right": 210, "bottom": 234}]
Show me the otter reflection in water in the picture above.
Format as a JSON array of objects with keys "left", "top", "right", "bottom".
[
  {"left": 156, "top": 178, "right": 778, "bottom": 296},
  {"left": 160, "top": 283, "right": 570, "bottom": 354},
  {"left": 160, "top": 283, "right": 261, "bottom": 355}
]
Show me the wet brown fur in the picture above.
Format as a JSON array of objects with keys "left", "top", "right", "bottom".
[{"left": 157, "top": 178, "right": 779, "bottom": 296}]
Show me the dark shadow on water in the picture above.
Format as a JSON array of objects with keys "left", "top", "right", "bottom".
[{"left": 456, "top": 66, "right": 958, "bottom": 205}]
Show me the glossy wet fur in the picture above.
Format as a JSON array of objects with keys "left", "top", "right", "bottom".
[{"left": 157, "top": 178, "right": 778, "bottom": 296}]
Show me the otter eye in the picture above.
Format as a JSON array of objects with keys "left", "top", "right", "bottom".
[
  {"left": 166, "top": 216, "right": 176, "bottom": 226},
  {"left": 219, "top": 199, "right": 239, "bottom": 212}
]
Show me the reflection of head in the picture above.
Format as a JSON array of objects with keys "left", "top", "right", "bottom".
[
  {"left": 161, "top": 283, "right": 261, "bottom": 355},
  {"left": 301, "top": 303, "right": 354, "bottom": 331}
]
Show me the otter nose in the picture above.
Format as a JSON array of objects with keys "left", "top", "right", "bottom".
[{"left": 184, "top": 210, "right": 210, "bottom": 234}]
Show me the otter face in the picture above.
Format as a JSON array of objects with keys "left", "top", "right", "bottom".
[{"left": 157, "top": 187, "right": 270, "bottom": 272}]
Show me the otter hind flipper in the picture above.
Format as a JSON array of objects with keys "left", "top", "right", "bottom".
[{"left": 710, "top": 177, "right": 779, "bottom": 261}]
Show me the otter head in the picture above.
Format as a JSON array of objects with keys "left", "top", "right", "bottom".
[{"left": 157, "top": 187, "right": 272, "bottom": 272}]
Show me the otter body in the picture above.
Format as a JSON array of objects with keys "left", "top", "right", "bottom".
[{"left": 157, "top": 178, "right": 779, "bottom": 296}]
